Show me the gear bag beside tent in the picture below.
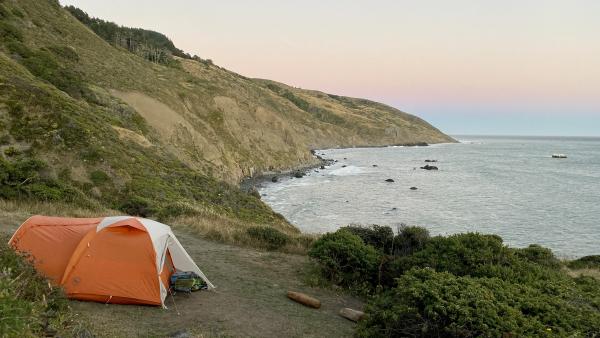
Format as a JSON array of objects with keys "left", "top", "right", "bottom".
[{"left": 9, "top": 215, "right": 214, "bottom": 307}]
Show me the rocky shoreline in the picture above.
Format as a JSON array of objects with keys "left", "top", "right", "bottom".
[
  {"left": 240, "top": 142, "right": 432, "bottom": 193},
  {"left": 240, "top": 150, "right": 336, "bottom": 192}
]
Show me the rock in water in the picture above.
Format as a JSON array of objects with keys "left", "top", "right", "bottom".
[
  {"left": 420, "top": 165, "right": 438, "bottom": 170},
  {"left": 320, "top": 165, "right": 326, "bottom": 169},
  {"left": 287, "top": 291, "right": 321, "bottom": 309},
  {"left": 341, "top": 165, "right": 347, "bottom": 168},
  {"left": 424, "top": 159, "right": 437, "bottom": 163},
  {"left": 339, "top": 308, "right": 365, "bottom": 322},
  {"left": 410, "top": 187, "right": 418, "bottom": 190},
  {"left": 271, "top": 176, "right": 278, "bottom": 183},
  {"left": 385, "top": 179, "right": 395, "bottom": 182},
  {"left": 293, "top": 171, "right": 304, "bottom": 178}
]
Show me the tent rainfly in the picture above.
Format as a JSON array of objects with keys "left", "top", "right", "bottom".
[{"left": 9, "top": 215, "right": 214, "bottom": 307}]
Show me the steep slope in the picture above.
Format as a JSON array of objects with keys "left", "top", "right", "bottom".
[{"left": 0, "top": 0, "right": 453, "bottom": 229}]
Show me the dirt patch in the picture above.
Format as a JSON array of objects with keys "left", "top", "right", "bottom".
[
  {"left": 110, "top": 90, "right": 223, "bottom": 169},
  {"left": 567, "top": 268, "right": 600, "bottom": 280},
  {"left": 0, "top": 208, "right": 361, "bottom": 337},
  {"left": 110, "top": 90, "right": 193, "bottom": 141},
  {"left": 111, "top": 126, "right": 152, "bottom": 148}
]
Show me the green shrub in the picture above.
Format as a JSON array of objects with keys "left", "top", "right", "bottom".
[
  {"left": 568, "top": 255, "right": 600, "bottom": 270},
  {"left": 0, "top": 157, "right": 79, "bottom": 202},
  {"left": 5, "top": 39, "right": 32, "bottom": 58},
  {"left": 0, "top": 20, "right": 23, "bottom": 41},
  {"left": 89, "top": 170, "right": 110, "bottom": 185},
  {"left": 47, "top": 45, "right": 79, "bottom": 62},
  {"left": 13, "top": 46, "right": 86, "bottom": 98},
  {"left": 0, "top": 134, "right": 10, "bottom": 145},
  {"left": 246, "top": 226, "right": 290, "bottom": 250},
  {"left": 11, "top": 7, "right": 24, "bottom": 18},
  {"left": 308, "top": 230, "right": 380, "bottom": 287},
  {"left": 0, "top": 235, "right": 75, "bottom": 336},
  {"left": 3, "top": 146, "right": 20, "bottom": 157},
  {"left": 357, "top": 268, "right": 600, "bottom": 337},
  {"left": 281, "top": 90, "right": 310, "bottom": 111},
  {"left": 119, "top": 196, "right": 155, "bottom": 217},
  {"left": 515, "top": 244, "right": 560, "bottom": 269},
  {"left": 156, "top": 202, "right": 198, "bottom": 221},
  {"left": 393, "top": 233, "right": 511, "bottom": 277},
  {"left": 341, "top": 224, "right": 394, "bottom": 254},
  {"left": 393, "top": 225, "right": 430, "bottom": 256}
]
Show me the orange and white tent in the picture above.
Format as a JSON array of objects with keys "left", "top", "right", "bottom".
[{"left": 9, "top": 215, "right": 214, "bottom": 307}]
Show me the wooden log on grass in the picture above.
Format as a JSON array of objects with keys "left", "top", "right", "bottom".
[
  {"left": 339, "top": 308, "right": 365, "bottom": 322},
  {"left": 287, "top": 291, "right": 321, "bottom": 309}
]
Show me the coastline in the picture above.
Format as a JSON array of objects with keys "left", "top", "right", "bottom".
[{"left": 239, "top": 142, "right": 437, "bottom": 192}]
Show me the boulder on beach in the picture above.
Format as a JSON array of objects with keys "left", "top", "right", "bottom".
[
  {"left": 420, "top": 165, "right": 438, "bottom": 171},
  {"left": 385, "top": 178, "right": 395, "bottom": 182},
  {"left": 293, "top": 171, "right": 304, "bottom": 178}
]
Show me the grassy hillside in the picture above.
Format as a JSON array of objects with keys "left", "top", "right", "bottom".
[{"left": 0, "top": 0, "right": 453, "bottom": 230}]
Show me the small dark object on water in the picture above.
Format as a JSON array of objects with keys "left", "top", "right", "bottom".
[
  {"left": 420, "top": 165, "right": 438, "bottom": 170},
  {"left": 271, "top": 176, "right": 278, "bottom": 183},
  {"left": 385, "top": 179, "right": 395, "bottom": 182},
  {"left": 345, "top": 200, "right": 349, "bottom": 203},
  {"left": 287, "top": 291, "right": 321, "bottom": 309},
  {"left": 410, "top": 187, "right": 418, "bottom": 190},
  {"left": 341, "top": 165, "right": 347, "bottom": 168},
  {"left": 344, "top": 157, "right": 347, "bottom": 160},
  {"left": 424, "top": 159, "right": 437, "bottom": 163},
  {"left": 391, "top": 207, "right": 397, "bottom": 210},
  {"left": 320, "top": 165, "right": 326, "bottom": 169},
  {"left": 372, "top": 164, "right": 378, "bottom": 167}
]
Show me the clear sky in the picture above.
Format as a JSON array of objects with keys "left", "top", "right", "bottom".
[{"left": 60, "top": 0, "right": 600, "bottom": 136}]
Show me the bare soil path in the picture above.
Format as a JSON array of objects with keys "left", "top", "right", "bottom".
[{"left": 1, "top": 210, "right": 362, "bottom": 337}]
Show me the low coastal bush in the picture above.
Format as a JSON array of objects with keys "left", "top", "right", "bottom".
[
  {"left": 0, "top": 157, "right": 82, "bottom": 203},
  {"left": 515, "top": 244, "right": 561, "bottom": 269},
  {"left": 0, "top": 235, "right": 81, "bottom": 336},
  {"left": 89, "top": 169, "right": 110, "bottom": 185},
  {"left": 246, "top": 226, "right": 290, "bottom": 250},
  {"left": 340, "top": 224, "right": 394, "bottom": 254},
  {"left": 393, "top": 224, "right": 430, "bottom": 256},
  {"left": 118, "top": 196, "right": 156, "bottom": 217},
  {"left": 308, "top": 230, "right": 379, "bottom": 288},
  {"left": 309, "top": 226, "right": 600, "bottom": 336},
  {"left": 357, "top": 268, "right": 600, "bottom": 337},
  {"left": 568, "top": 255, "right": 600, "bottom": 270}
]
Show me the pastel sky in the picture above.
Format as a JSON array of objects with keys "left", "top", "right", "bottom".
[{"left": 60, "top": 0, "right": 600, "bottom": 136}]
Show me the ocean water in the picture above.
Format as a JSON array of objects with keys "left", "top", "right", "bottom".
[{"left": 259, "top": 136, "right": 600, "bottom": 258}]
